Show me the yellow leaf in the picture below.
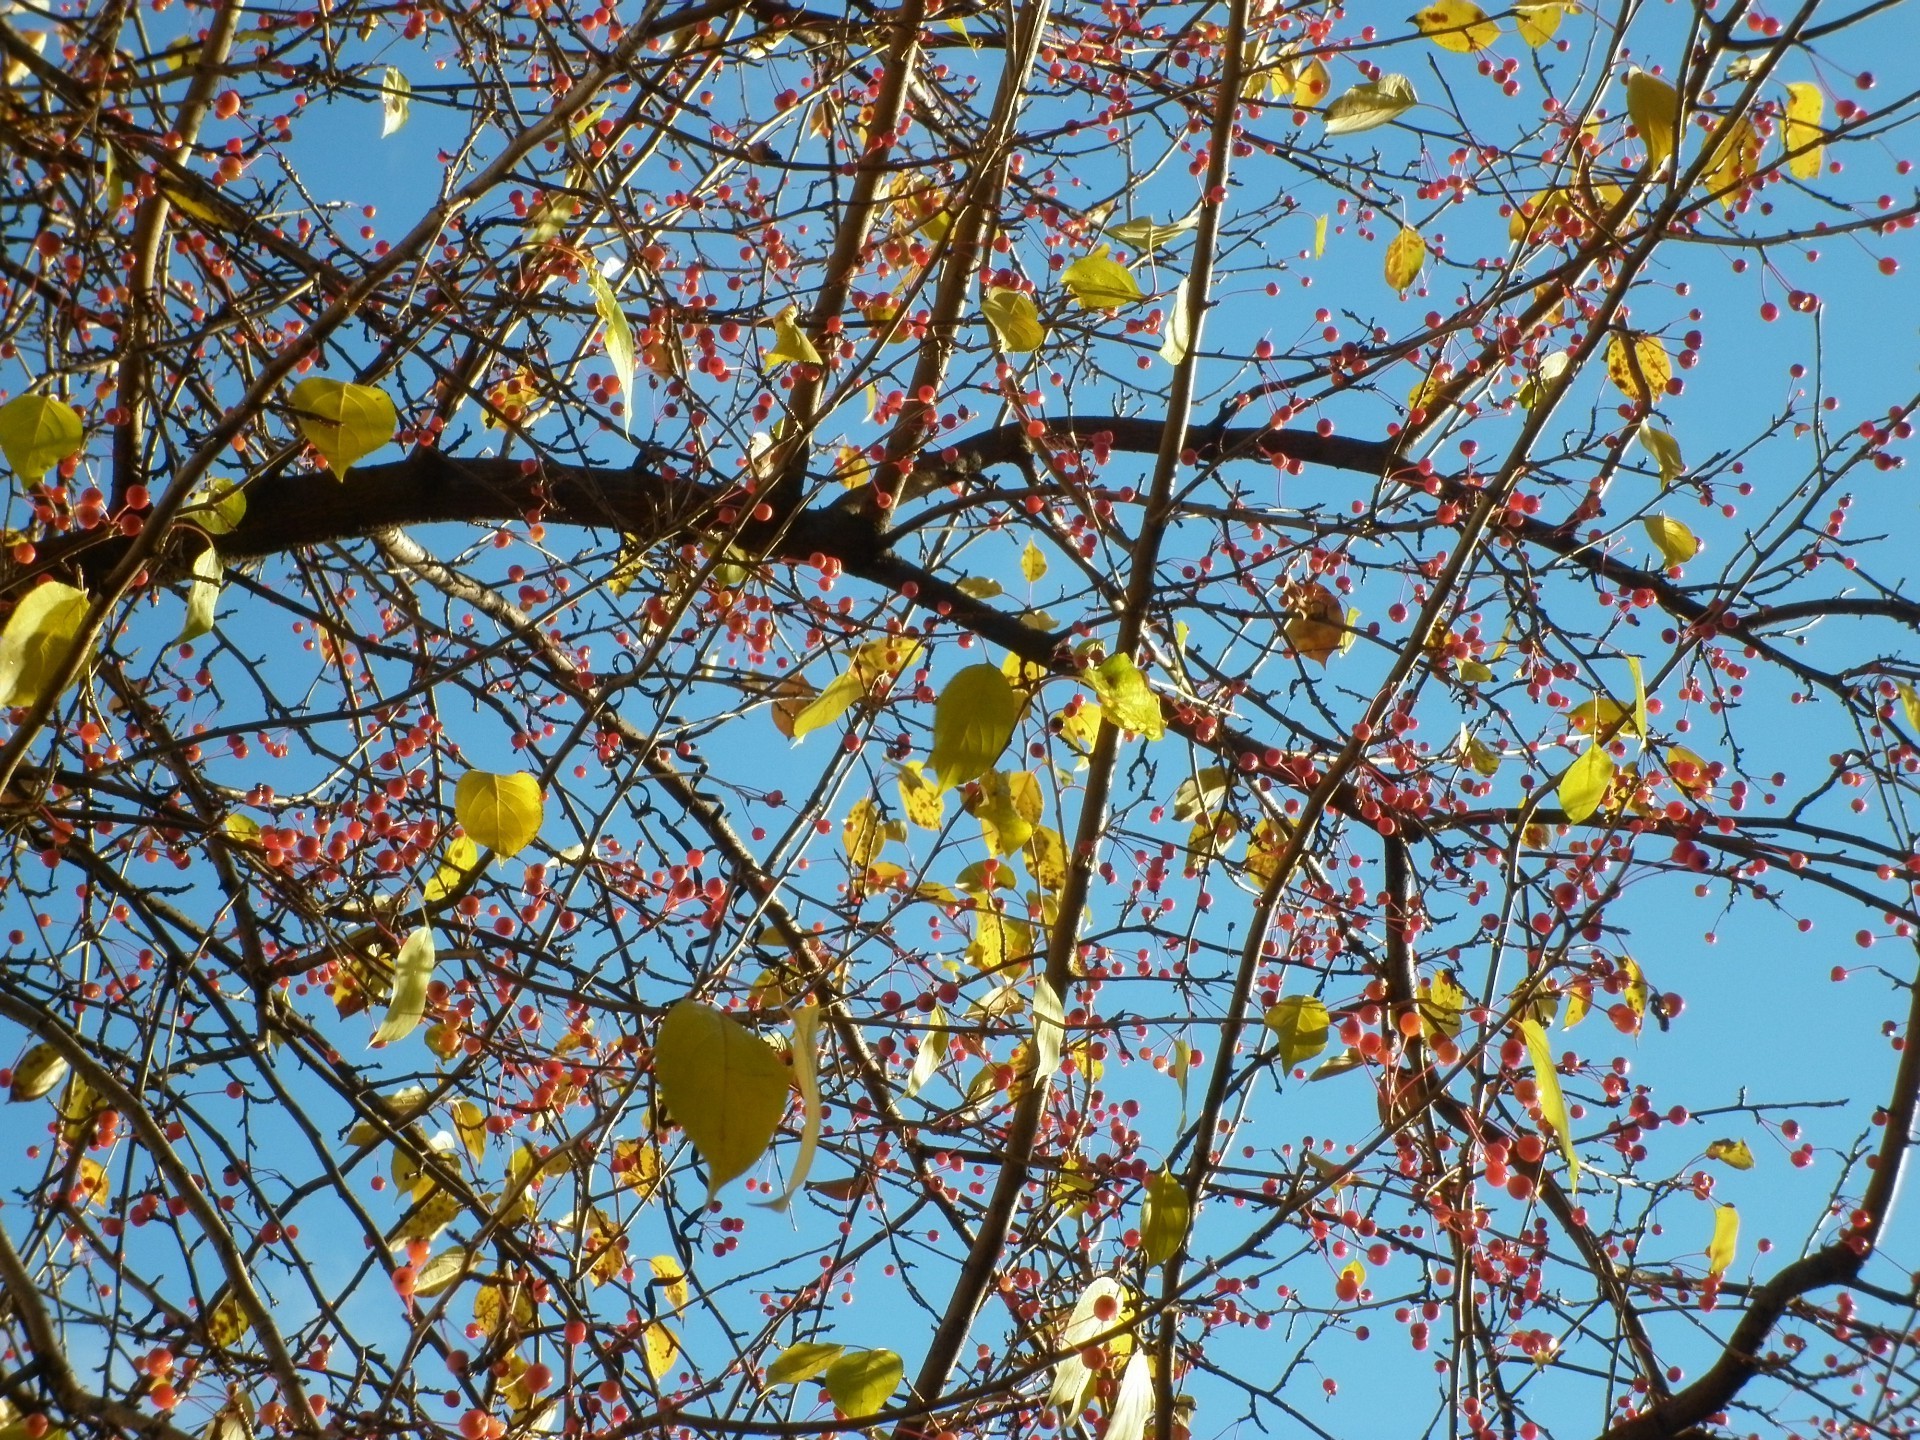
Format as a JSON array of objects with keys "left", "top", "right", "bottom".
[
  {"left": 1783, "top": 82, "right": 1824, "bottom": 179},
  {"left": 765, "top": 1002, "right": 823, "bottom": 1209},
  {"left": 1705, "top": 1138, "right": 1755, "bottom": 1170},
  {"left": 207, "top": 1293, "right": 249, "bottom": 1347},
  {"left": 1088, "top": 654, "right": 1163, "bottom": 740},
  {"left": 1264, "top": 995, "right": 1330, "bottom": 1070},
  {"left": 453, "top": 1099, "right": 487, "bottom": 1162},
  {"left": 289, "top": 377, "right": 397, "bottom": 475},
  {"left": 1285, "top": 582, "right": 1346, "bottom": 665},
  {"left": 1569, "top": 694, "right": 1641, "bottom": 737},
  {"left": 1159, "top": 273, "right": 1196, "bottom": 368},
  {"left": 982, "top": 288, "right": 1046, "bottom": 352},
  {"left": 1638, "top": 424, "right": 1686, "bottom": 484},
  {"left": 1106, "top": 1351, "right": 1154, "bottom": 1440},
  {"left": 897, "top": 761, "right": 946, "bottom": 830},
  {"left": 1519, "top": 1018, "right": 1578, "bottom": 1186},
  {"left": 1172, "top": 767, "right": 1231, "bottom": 823},
  {"left": 1323, "top": 75, "right": 1418, "bottom": 135},
  {"left": 1245, "top": 817, "right": 1295, "bottom": 889},
  {"left": 414, "top": 1246, "right": 471, "bottom": 1298},
  {"left": 1703, "top": 114, "right": 1762, "bottom": 206},
  {"left": 0, "top": 581, "right": 91, "bottom": 708},
  {"left": 590, "top": 268, "right": 637, "bottom": 434},
  {"left": 653, "top": 999, "right": 790, "bottom": 1200},
  {"left": 791, "top": 637, "right": 921, "bottom": 739},
  {"left": 1023, "top": 825, "right": 1068, "bottom": 891},
  {"left": 0, "top": 393, "right": 84, "bottom": 484},
  {"left": 177, "top": 546, "right": 222, "bottom": 645},
  {"left": 1418, "top": 971, "right": 1467, "bottom": 1039},
  {"left": 1411, "top": 0, "right": 1498, "bottom": 53},
  {"left": 1642, "top": 514, "right": 1698, "bottom": 567},
  {"left": 1667, "top": 744, "right": 1713, "bottom": 800},
  {"left": 644, "top": 1320, "right": 679, "bottom": 1380},
  {"left": 1605, "top": 332, "right": 1672, "bottom": 405},
  {"left": 1558, "top": 744, "right": 1615, "bottom": 823},
  {"left": 906, "top": 1007, "right": 949, "bottom": 1098},
  {"left": 1294, "top": 58, "right": 1330, "bottom": 108},
  {"left": 1060, "top": 246, "right": 1143, "bottom": 310},
  {"left": 930, "top": 663, "right": 1022, "bottom": 792},
  {"left": 1514, "top": 2, "right": 1565, "bottom": 47},
  {"left": 1055, "top": 699, "right": 1103, "bottom": 755},
  {"left": 1706, "top": 1203, "right": 1739, "bottom": 1277},
  {"left": 613, "top": 1137, "right": 663, "bottom": 1200},
  {"left": 1030, "top": 974, "right": 1066, "bottom": 1090},
  {"left": 823, "top": 1348, "right": 902, "bottom": 1417},
  {"left": 1105, "top": 213, "right": 1199, "bottom": 250},
  {"left": 1626, "top": 69, "right": 1679, "bottom": 170},
  {"left": 1313, "top": 213, "right": 1328, "bottom": 257},
  {"left": 372, "top": 926, "right": 436, "bottom": 1047},
  {"left": 424, "top": 834, "right": 484, "bottom": 905},
  {"left": 8, "top": 1043, "right": 68, "bottom": 1102},
  {"left": 380, "top": 66, "right": 411, "bottom": 137},
  {"left": 768, "top": 1341, "right": 845, "bottom": 1387},
  {"left": 454, "top": 770, "right": 544, "bottom": 857},
  {"left": 1628, "top": 655, "right": 1650, "bottom": 740},
  {"left": 842, "top": 795, "right": 900, "bottom": 870},
  {"left": 1383, "top": 225, "right": 1426, "bottom": 290},
  {"left": 1897, "top": 681, "right": 1920, "bottom": 733},
  {"left": 1509, "top": 188, "right": 1566, "bottom": 242},
  {"left": 183, "top": 477, "right": 247, "bottom": 534},
  {"left": 969, "top": 767, "right": 1042, "bottom": 856},
  {"left": 761, "top": 305, "right": 825, "bottom": 369},
  {"left": 1140, "top": 1166, "right": 1190, "bottom": 1267},
  {"left": 1564, "top": 981, "right": 1592, "bottom": 1029}
]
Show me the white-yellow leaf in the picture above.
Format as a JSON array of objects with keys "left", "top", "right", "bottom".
[
  {"left": 764, "top": 1002, "right": 822, "bottom": 1209},
  {"left": 590, "top": 268, "right": 637, "bottom": 435},
  {"left": 372, "top": 926, "right": 436, "bottom": 1046}
]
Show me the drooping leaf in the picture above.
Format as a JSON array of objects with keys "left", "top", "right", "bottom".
[
  {"left": 1049, "top": 1278, "right": 1130, "bottom": 1412},
  {"left": 1638, "top": 424, "right": 1686, "bottom": 484},
  {"left": 1285, "top": 582, "right": 1345, "bottom": 665},
  {"left": 372, "top": 926, "right": 436, "bottom": 1046},
  {"left": 1021, "top": 540, "right": 1048, "bottom": 583},
  {"left": 1088, "top": 654, "right": 1163, "bottom": 740},
  {"left": 1705, "top": 1138, "right": 1755, "bottom": 1170},
  {"left": 424, "top": 835, "right": 484, "bottom": 905},
  {"left": 643, "top": 1321, "right": 679, "bottom": 1380},
  {"left": 767, "top": 1341, "right": 845, "bottom": 1387},
  {"left": 1519, "top": 1018, "right": 1578, "bottom": 1186},
  {"left": 929, "top": 663, "right": 1022, "bottom": 792},
  {"left": 982, "top": 288, "right": 1046, "bottom": 352},
  {"left": 1024, "top": 825, "right": 1068, "bottom": 891},
  {"left": 0, "top": 394, "right": 84, "bottom": 484},
  {"left": 1626, "top": 69, "right": 1679, "bottom": 170},
  {"left": 183, "top": 477, "right": 247, "bottom": 534},
  {"left": 765, "top": 1002, "right": 822, "bottom": 1209},
  {"left": 1605, "top": 332, "right": 1672, "bottom": 405},
  {"left": 1264, "top": 995, "right": 1330, "bottom": 1071},
  {"left": 177, "top": 545, "right": 222, "bottom": 645},
  {"left": 1060, "top": 246, "right": 1143, "bottom": 310},
  {"left": 1323, "top": 75, "right": 1417, "bottom": 136},
  {"left": 289, "top": 377, "right": 396, "bottom": 475},
  {"left": 1706, "top": 1203, "right": 1739, "bottom": 1277},
  {"left": 414, "top": 1246, "right": 471, "bottom": 1298},
  {"left": 1031, "top": 975, "right": 1065, "bottom": 1088},
  {"left": 823, "top": 1348, "right": 902, "bottom": 1417},
  {"left": 653, "top": 999, "right": 790, "bottom": 1200},
  {"left": 1514, "top": 2, "right": 1565, "bottom": 46},
  {"left": 0, "top": 581, "right": 92, "bottom": 708},
  {"left": 896, "top": 761, "right": 946, "bottom": 830},
  {"left": 765, "top": 305, "right": 822, "bottom": 367},
  {"left": 1159, "top": 273, "right": 1195, "bottom": 368},
  {"left": 1294, "top": 58, "right": 1331, "bottom": 108},
  {"left": 1702, "top": 114, "right": 1762, "bottom": 206},
  {"left": 1897, "top": 680, "right": 1920, "bottom": 733},
  {"left": 1628, "top": 656, "right": 1651, "bottom": 741},
  {"left": 1411, "top": 1, "right": 1498, "bottom": 53},
  {"left": 905, "top": 1007, "right": 949, "bottom": 1098},
  {"left": 791, "top": 636, "right": 921, "bottom": 739},
  {"left": 380, "top": 66, "right": 411, "bottom": 136},
  {"left": 1643, "top": 514, "right": 1698, "bottom": 567},
  {"left": 1569, "top": 695, "right": 1641, "bottom": 737},
  {"left": 969, "top": 767, "right": 1041, "bottom": 855},
  {"left": 1419, "top": 970, "right": 1468, "bottom": 1039},
  {"left": 1172, "top": 766, "right": 1230, "bottom": 824},
  {"left": 1558, "top": 744, "right": 1615, "bottom": 823},
  {"left": 454, "top": 770, "right": 544, "bottom": 857},
  {"left": 589, "top": 268, "right": 636, "bottom": 434},
  {"left": 1140, "top": 1166, "right": 1190, "bottom": 1268},
  {"left": 452, "top": 1098, "right": 487, "bottom": 1161},
  {"left": 1783, "top": 81, "right": 1825, "bottom": 179},
  {"left": 842, "top": 794, "right": 904, "bottom": 871},
  {"left": 8, "top": 1043, "right": 68, "bottom": 1102},
  {"left": 1105, "top": 1350, "right": 1154, "bottom": 1440},
  {"left": 1383, "top": 225, "right": 1426, "bottom": 291}
]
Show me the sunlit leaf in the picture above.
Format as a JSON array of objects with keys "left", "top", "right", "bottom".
[
  {"left": 452, "top": 1099, "right": 487, "bottom": 1162},
  {"left": 1783, "top": 81, "right": 1825, "bottom": 179},
  {"left": 1159, "top": 273, "right": 1196, "bottom": 368},
  {"left": 768, "top": 1341, "right": 845, "bottom": 1387},
  {"left": 1021, "top": 540, "right": 1048, "bottom": 583},
  {"left": 969, "top": 767, "right": 1041, "bottom": 855},
  {"left": 1703, "top": 114, "right": 1762, "bottom": 206},
  {"left": 1558, "top": 744, "right": 1615, "bottom": 823},
  {"left": 1088, "top": 654, "right": 1163, "bottom": 739},
  {"left": 1050, "top": 1278, "right": 1130, "bottom": 1412},
  {"left": 454, "top": 770, "right": 544, "bottom": 857},
  {"left": 415, "top": 1246, "right": 471, "bottom": 1298},
  {"left": 765, "top": 305, "right": 823, "bottom": 367},
  {"left": 1605, "top": 332, "right": 1672, "bottom": 405},
  {"left": 1705, "top": 1137, "right": 1755, "bottom": 1170},
  {"left": 906, "top": 1007, "right": 949, "bottom": 1099},
  {"left": 897, "top": 761, "right": 946, "bottom": 830},
  {"left": 1638, "top": 424, "right": 1686, "bottom": 484},
  {"left": 372, "top": 926, "right": 436, "bottom": 1047},
  {"left": 1627, "top": 655, "right": 1650, "bottom": 741},
  {"left": 0, "top": 581, "right": 91, "bottom": 708},
  {"left": 1294, "top": 58, "right": 1331, "bottom": 108},
  {"left": 823, "top": 1348, "right": 902, "bottom": 1417},
  {"left": 8, "top": 1043, "right": 68, "bottom": 1103},
  {"left": 177, "top": 545, "right": 222, "bottom": 645},
  {"left": 183, "top": 477, "right": 247, "bottom": 534},
  {"left": 0, "top": 393, "right": 84, "bottom": 485},
  {"left": 1285, "top": 582, "right": 1345, "bottom": 665},
  {"left": 1570, "top": 695, "right": 1641, "bottom": 738},
  {"left": 1411, "top": 1, "right": 1498, "bottom": 53},
  {"left": 1418, "top": 971, "right": 1467, "bottom": 1039},
  {"left": 1514, "top": 2, "right": 1565, "bottom": 47},
  {"left": 1642, "top": 514, "right": 1698, "bottom": 567},
  {"left": 930, "top": 663, "right": 1022, "bottom": 792},
  {"left": 1264, "top": 995, "right": 1330, "bottom": 1070},
  {"left": 843, "top": 795, "right": 904, "bottom": 871},
  {"left": 764, "top": 1003, "right": 822, "bottom": 1209},
  {"left": 1519, "top": 1018, "right": 1578, "bottom": 1186},
  {"left": 289, "top": 377, "right": 397, "bottom": 475},
  {"left": 1516, "top": 350, "right": 1569, "bottom": 409},
  {"left": 1322, "top": 75, "right": 1417, "bottom": 136},
  {"left": 1105, "top": 1350, "right": 1154, "bottom": 1440},
  {"left": 590, "top": 268, "right": 637, "bottom": 434},
  {"left": 982, "top": 287, "right": 1046, "bottom": 352},
  {"left": 1172, "top": 767, "right": 1230, "bottom": 824},
  {"left": 1383, "top": 225, "right": 1426, "bottom": 291},
  {"left": 1031, "top": 975, "right": 1065, "bottom": 1089},
  {"left": 1897, "top": 680, "right": 1920, "bottom": 733},
  {"left": 424, "top": 835, "right": 484, "bottom": 905},
  {"left": 1061, "top": 246, "right": 1143, "bottom": 310},
  {"left": 1056, "top": 699, "right": 1103, "bottom": 756},
  {"left": 791, "top": 637, "right": 921, "bottom": 739},
  {"left": 380, "top": 66, "right": 411, "bottom": 136},
  {"left": 1024, "top": 825, "right": 1068, "bottom": 891},
  {"left": 1626, "top": 69, "right": 1679, "bottom": 169},
  {"left": 643, "top": 1321, "right": 679, "bottom": 1380},
  {"left": 1105, "top": 212, "right": 1197, "bottom": 250},
  {"left": 1140, "top": 1166, "right": 1190, "bottom": 1268},
  {"left": 1706, "top": 1203, "right": 1739, "bottom": 1277},
  {"left": 654, "top": 999, "right": 790, "bottom": 1200}
]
